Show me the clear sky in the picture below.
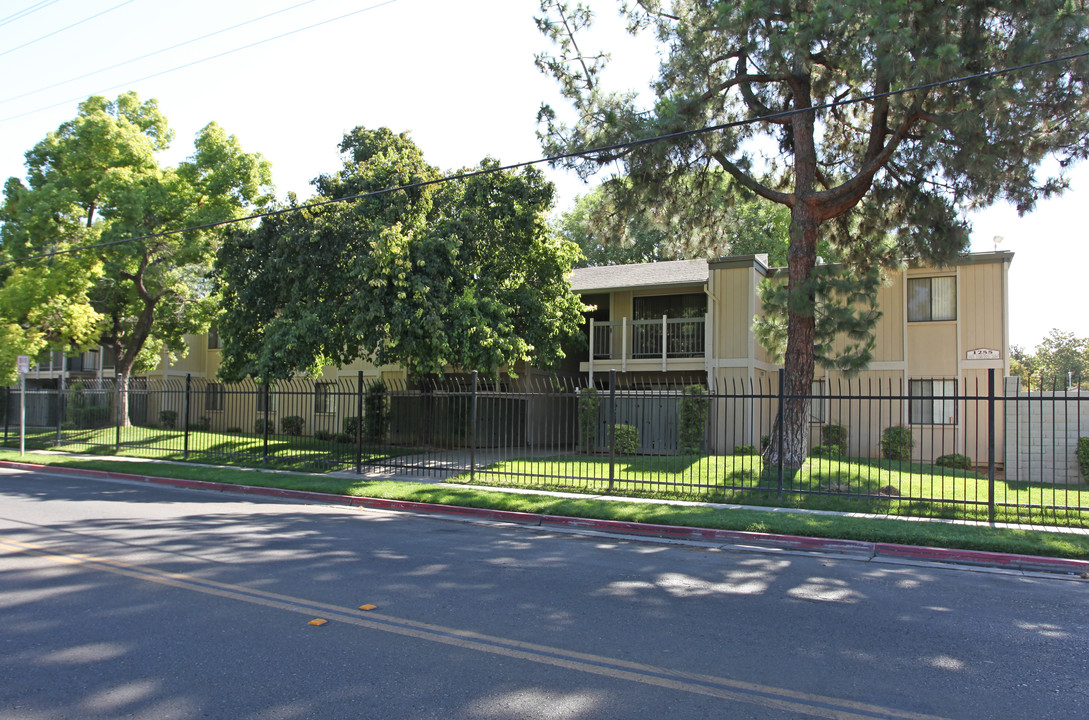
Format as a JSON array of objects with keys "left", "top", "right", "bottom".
[{"left": 2, "top": 0, "right": 1085, "bottom": 351}]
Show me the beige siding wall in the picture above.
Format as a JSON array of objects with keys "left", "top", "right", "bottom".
[
  {"left": 710, "top": 267, "right": 753, "bottom": 360},
  {"left": 959, "top": 262, "right": 1005, "bottom": 354},
  {"left": 871, "top": 277, "right": 904, "bottom": 362}
]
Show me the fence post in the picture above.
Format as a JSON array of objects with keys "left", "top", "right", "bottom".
[
  {"left": 470, "top": 371, "right": 478, "bottom": 483},
  {"left": 263, "top": 377, "right": 271, "bottom": 466},
  {"left": 55, "top": 383, "right": 63, "bottom": 444},
  {"left": 988, "top": 368, "right": 996, "bottom": 523},
  {"left": 114, "top": 378, "right": 121, "bottom": 454},
  {"left": 777, "top": 368, "right": 785, "bottom": 499},
  {"left": 608, "top": 369, "right": 616, "bottom": 492},
  {"left": 3, "top": 386, "right": 8, "bottom": 446},
  {"left": 183, "top": 374, "right": 191, "bottom": 460},
  {"left": 355, "top": 371, "right": 364, "bottom": 474}
]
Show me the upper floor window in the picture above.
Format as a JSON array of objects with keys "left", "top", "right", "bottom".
[
  {"left": 633, "top": 293, "right": 706, "bottom": 320},
  {"left": 207, "top": 327, "right": 221, "bottom": 350},
  {"left": 907, "top": 277, "right": 956, "bottom": 322}
]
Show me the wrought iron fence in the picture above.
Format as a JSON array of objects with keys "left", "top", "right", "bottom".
[{"left": 4, "top": 370, "right": 1088, "bottom": 526}]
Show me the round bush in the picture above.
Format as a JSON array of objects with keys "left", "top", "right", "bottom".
[
  {"left": 881, "top": 425, "right": 914, "bottom": 461},
  {"left": 613, "top": 424, "right": 639, "bottom": 455},
  {"left": 935, "top": 453, "right": 973, "bottom": 470}
]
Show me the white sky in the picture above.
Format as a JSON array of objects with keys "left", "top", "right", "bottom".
[{"left": 1, "top": 0, "right": 1085, "bottom": 351}]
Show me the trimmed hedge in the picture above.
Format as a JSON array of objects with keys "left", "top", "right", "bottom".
[{"left": 1078, "top": 437, "right": 1089, "bottom": 480}]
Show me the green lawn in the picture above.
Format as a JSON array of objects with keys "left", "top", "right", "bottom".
[
  {"left": 6, "top": 425, "right": 408, "bottom": 473},
  {"left": 465, "top": 453, "right": 1089, "bottom": 527},
  {"left": 2, "top": 448, "right": 1089, "bottom": 561}
]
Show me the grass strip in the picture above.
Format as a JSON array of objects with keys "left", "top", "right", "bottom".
[{"left": 3, "top": 450, "right": 1088, "bottom": 561}]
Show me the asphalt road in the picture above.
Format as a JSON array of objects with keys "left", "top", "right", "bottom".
[{"left": 1, "top": 467, "right": 1087, "bottom": 720}]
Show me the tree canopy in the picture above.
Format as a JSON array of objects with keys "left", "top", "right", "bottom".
[
  {"left": 0, "top": 93, "right": 273, "bottom": 391},
  {"left": 1011, "top": 329, "right": 1089, "bottom": 389},
  {"left": 535, "top": 0, "right": 1089, "bottom": 464},
  {"left": 558, "top": 173, "right": 794, "bottom": 267},
  {"left": 215, "top": 127, "right": 587, "bottom": 382}
]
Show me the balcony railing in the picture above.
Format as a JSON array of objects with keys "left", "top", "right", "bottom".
[{"left": 590, "top": 316, "right": 707, "bottom": 367}]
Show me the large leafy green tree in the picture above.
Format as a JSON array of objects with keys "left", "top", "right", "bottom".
[
  {"left": 0, "top": 93, "right": 273, "bottom": 419},
  {"left": 535, "top": 0, "right": 1089, "bottom": 465},
  {"left": 215, "top": 127, "right": 586, "bottom": 382}
]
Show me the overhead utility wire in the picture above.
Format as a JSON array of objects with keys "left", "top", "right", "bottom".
[
  {"left": 0, "top": 0, "right": 61, "bottom": 28},
  {"left": 4, "top": 48, "right": 1088, "bottom": 267},
  {"left": 0, "top": 0, "right": 137, "bottom": 58},
  {"left": 0, "top": 0, "right": 326, "bottom": 105},
  {"left": 0, "top": 0, "right": 402, "bottom": 123}
]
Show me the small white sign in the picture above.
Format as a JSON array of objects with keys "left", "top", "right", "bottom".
[
  {"left": 966, "top": 348, "right": 1000, "bottom": 360},
  {"left": 16, "top": 355, "right": 30, "bottom": 374}
]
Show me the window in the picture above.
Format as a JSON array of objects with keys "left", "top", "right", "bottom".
[
  {"left": 633, "top": 293, "right": 706, "bottom": 320},
  {"left": 256, "top": 383, "right": 275, "bottom": 413},
  {"left": 205, "top": 382, "right": 225, "bottom": 412},
  {"left": 809, "top": 380, "right": 826, "bottom": 423},
  {"left": 314, "top": 382, "right": 336, "bottom": 414},
  {"left": 909, "top": 379, "right": 957, "bottom": 425},
  {"left": 907, "top": 277, "right": 956, "bottom": 322},
  {"left": 207, "top": 327, "right": 221, "bottom": 350}
]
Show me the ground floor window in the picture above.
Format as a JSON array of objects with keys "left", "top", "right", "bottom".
[
  {"left": 909, "top": 379, "right": 957, "bottom": 425},
  {"left": 314, "top": 382, "right": 336, "bottom": 414},
  {"left": 205, "top": 382, "right": 224, "bottom": 412}
]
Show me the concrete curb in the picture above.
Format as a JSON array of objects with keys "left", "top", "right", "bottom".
[{"left": 4, "top": 460, "right": 1088, "bottom": 577}]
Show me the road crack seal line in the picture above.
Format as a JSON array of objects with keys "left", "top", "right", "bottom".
[{"left": 1, "top": 534, "right": 949, "bottom": 720}]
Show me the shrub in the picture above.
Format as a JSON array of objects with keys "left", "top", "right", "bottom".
[
  {"left": 335, "top": 432, "right": 353, "bottom": 444},
  {"left": 820, "top": 424, "right": 848, "bottom": 455},
  {"left": 679, "top": 384, "right": 709, "bottom": 454},
  {"left": 761, "top": 434, "right": 771, "bottom": 451},
  {"left": 613, "top": 424, "right": 639, "bottom": 455},
  {"left": 254, "top": 418, "right": 272, "bottom": 435},
  {"left": 733, "top": 445, "right": 757, "bottom": 456},
  {"left": 935, "top": 453, "right": 973, "bottom": 470},
  {"left": 578, "top": 388, "right": 600, "bottom": 454},
  {"left": 226, "top": 426, "right": 241, "bottom": 434},
  {"left": 810, "top": 444, "right": 842, "bottom": 459},
  {"left": 281, "top": 415, "right": 304, "bottom": 436},
  {"left": 314, "top": 429, "right": 336, "bottom": 442},
  {"left": 343, "top": 416, "right": 360, "bottom": 438},
  {"left": 1077, "top": 437, "right": 1089, "bottom": 480},
  {"left": 159, "top": 410, "right": 177, "bottom": 429},
  {"left": 881, "top": 425, "right": 914, "bottom": 461},
  {"left": 191, "top": 415, "right": 211, "bottom": 432}
]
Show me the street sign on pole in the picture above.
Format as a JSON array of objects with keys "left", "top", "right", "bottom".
[{"left": 16, "top": 355, "right": 29, "bottom": 375}]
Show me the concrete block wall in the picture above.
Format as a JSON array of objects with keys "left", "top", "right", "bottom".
[{"left": 1004, "top": 377, "right": 1089, "bottom": 484}]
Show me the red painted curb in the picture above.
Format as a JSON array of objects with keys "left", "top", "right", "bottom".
[{"left": 874, "top": 542, "right": 1089, "bottom": 574}]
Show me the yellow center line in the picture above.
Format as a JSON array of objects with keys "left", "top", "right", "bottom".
[{"left": 0, "top": 536, "right": 949, "bottom": 720}]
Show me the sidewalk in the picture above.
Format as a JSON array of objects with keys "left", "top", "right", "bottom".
[{"left": 2, "top": 450, "right": 1088, "bottom": 578}]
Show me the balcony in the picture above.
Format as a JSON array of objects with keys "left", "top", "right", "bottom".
[{"left": 587, "top": 316, "right": 708, "bottom": 373}]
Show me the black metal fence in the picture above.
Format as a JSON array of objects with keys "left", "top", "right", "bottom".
[{"left": 3, "top": 370, "right": 1087, "bottom": 525}]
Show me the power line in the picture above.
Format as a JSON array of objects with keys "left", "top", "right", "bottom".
[
  {"left": 0, "top": 0, "right": 402, "bottom": 123},
  {"left": 0, "top": 0, "right": 326, "bottom": 106},
  {"left": 0, "top": 0, "right": 138, "bottom": 58},
  {"left": 4, "top": 47, "right": 1088, "bottom": 267},
  {"left": 0, "top": 0, "right": 61, "bottom": 28}
]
